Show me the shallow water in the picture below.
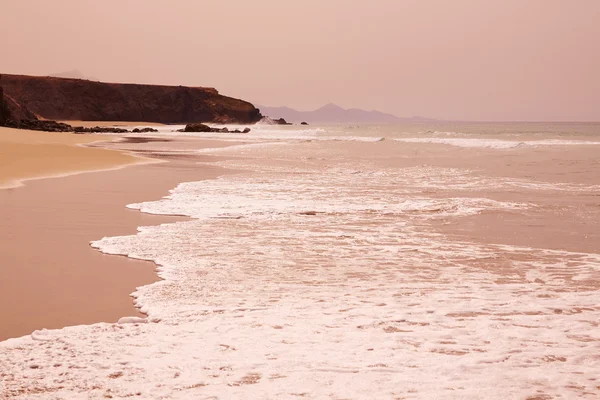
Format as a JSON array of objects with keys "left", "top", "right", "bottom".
[{"left": 1, "top": 123, "right": 599, "bottom": 399}]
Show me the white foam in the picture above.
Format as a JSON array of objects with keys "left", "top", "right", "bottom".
[
  {"left": 394, "top": 137, "right": 600, "bottom": 149},
  {"left": 2, "top": 131, "right": 599, "bottom": 399}
]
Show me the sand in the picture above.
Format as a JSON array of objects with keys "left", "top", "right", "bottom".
[
  {"left": 0, "top": 128, "right": 235, "bottom": 340},
  {"left": 1, "top": 125, "right": 599, "bottom": 398},
  {"left": 0, "top": 127, "right": 144, "bottom": 189}
]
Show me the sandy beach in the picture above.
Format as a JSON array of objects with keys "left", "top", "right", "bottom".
[
  {"left": 0, "top": 127, "right": 237, "bottom": 340},
  {"left": 0, "top": 123, "right": 598, "bottom": 399},
  {"left": 0, "top": 127, "right": 143, "bottom": 189}
]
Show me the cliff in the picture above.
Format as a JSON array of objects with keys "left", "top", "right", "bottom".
[
  {"left": 1, "top": 74, "right": 262, "bottom": 124},
  {"left": 0, "top": 83, "right": 5, "bottom": 125},
  {"left": 0, "top": 77, "right": 37, "bottom": 127}
]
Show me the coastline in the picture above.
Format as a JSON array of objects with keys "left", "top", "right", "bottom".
[
  {"left": 0, "top": 126, "right": 151, "bottom": 189},
  {"left": 1, "top": 123, "right": 599, "bottom": 398},
  {"left": 0, "top": 128, "right": 241, "bottom": 341}
]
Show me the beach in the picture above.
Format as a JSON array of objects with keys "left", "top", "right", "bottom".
[
  {"left": 0, "top": 127, "right": 238, "bottom": 340},
  {"left": 1, "top": 123, "right": 599, "bottom": 399},
  {"left": 0, "top": 127, "right": 142, "bottom": 189}
]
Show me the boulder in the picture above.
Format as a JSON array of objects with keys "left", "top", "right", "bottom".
[
  {"left": 301, "top": 121, "right": 309, "bottom": 125},
  {"left": 273, "top": 117, "right": 292, "bottom": 125},
  {"left": 183, "top": 123, "right": 212, "bottom": 132},
  {"left": 243, "top": 127, "right": 251, "bottom": 133},
  {"left": 132, "top": 127, "right": 158, "bottom": 133}
]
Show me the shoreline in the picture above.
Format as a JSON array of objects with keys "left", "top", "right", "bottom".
[
  {"left": 0, "top": 126, "right": 155, "bottom": 190},
  {"left": 0, "top": 128, "right": 241, "bottom": 341}
]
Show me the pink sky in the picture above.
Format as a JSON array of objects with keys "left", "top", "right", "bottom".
[{"left": 1, "top": 0, "right": 599, "bottom": 121}]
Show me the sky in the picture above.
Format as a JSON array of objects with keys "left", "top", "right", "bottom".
[{"left": 1, "top": 0, "right": 599, "bottom": 121}]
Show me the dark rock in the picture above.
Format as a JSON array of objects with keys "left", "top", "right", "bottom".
[
  {"left": 299, "top": 211, "right": 318, "bottom": 216},
  {"left": 132, "top": 127, "right": 158, "bottom": 133},
  {"left": 273, "top": 117, "right": 293, "bottom": 125},
  {"left": 0, "top": 75, "right": 5, "bottom": 126},
  {"left": 1, "top": 75, "right": 39, "bottom": 128},
  {"left": 183, "top": 123, "right": 212, "bottom": 132},
  {"left": 73, "top": 126, "right": 129, "bottom": 133},
  {"left": 2, "top": 74, "right": 70, "bottom": 131},
  {"left": 19, "top": 119, "right": 74, "bottom": 132},
  {"left": 301, "top": 121, "right": 309, "bottom": 125},
  {"left": 179, "top": 123, "right": 250, "bottom": 133}
]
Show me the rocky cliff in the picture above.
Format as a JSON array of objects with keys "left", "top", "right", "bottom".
[
  {"left": 0, "top": 76, "right": 37, "bottom": 127},
  {"left": 1, "top": 74, "right": 262, "bottom": 124},
  {"left": 0, "top": 82, "right": 5, "bottom": 125}
]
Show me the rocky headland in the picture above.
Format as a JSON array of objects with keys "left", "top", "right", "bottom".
[
  {"left": 0, "top": 83, "right": 159, "bottom": 134},
  {"left": 0, "top": 74, "right": 263, "bottom": 130}
]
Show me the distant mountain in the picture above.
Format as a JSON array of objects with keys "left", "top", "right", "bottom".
[
  {"left": 257, "top": 103, "right": 436, "bottom": 124},
  {"left": 49, "top": 69, "right": 98, "bottom": 81}
]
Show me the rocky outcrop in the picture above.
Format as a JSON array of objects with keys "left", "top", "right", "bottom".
[
  {"left": 183, "top": 123, "right": 212, "bottom": 132},
  {"left": 179, "top": 123, "right": 251, "bottom": 133},
  {"left": 19, "top": 120, "right": 74, "bottom": 132},
  {"left": 259, "top": 116, "right": 294, "bottom": 125},
  {"left": 0, "top": 78, "right": 5, "bottom": 125},
  {"left": 1, "top": 75, "right": 37, "bottom": 127},
  {"left": 132, "top": 127, "right": 159, "bottom": 133},
  {"left": 273, "top": 118, "right": 292, "bottom": 125},
  {"left": 1, "top": 74, "right": 262, "bottom": 124},
  {"left": 73, "top": 126, "right": 130, "bottom": 134},
  {"left": 0, "top": 80, "right": 162, "bottom": 133}
]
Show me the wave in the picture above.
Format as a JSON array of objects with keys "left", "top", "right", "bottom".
[
  {"left": 3, "top": 141, "right": 600, "bottom": 398},
  {"left": 394, "top": 137, "right": 600, "bottom": 149}
]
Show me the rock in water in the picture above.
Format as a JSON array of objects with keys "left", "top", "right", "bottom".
[
  {"left": 183, "top": 123, "right": 212, "bottom": 132},
  {"left": 73, "top": 126, "right": 129, "bottom": 133},
  {"left": 132, "top": 127, "right": 158, "bottom": 133},
  {"left": 274, "top": 117, "right": 293, "bottom": 125}
]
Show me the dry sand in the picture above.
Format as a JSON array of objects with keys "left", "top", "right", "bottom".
[
  {"left": 0, "top": 127, "right": 143, "bottom": 189},
  {"left": 0, "top": 128, "right": 235, "bottom": 340}
]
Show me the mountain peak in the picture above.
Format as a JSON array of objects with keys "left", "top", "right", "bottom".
[{"left": 317, "top": 102, "right": 345, "bottom": 112}]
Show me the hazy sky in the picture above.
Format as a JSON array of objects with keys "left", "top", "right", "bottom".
[{"left": 1, "top": 0, "right": 599, "bottom": 121}]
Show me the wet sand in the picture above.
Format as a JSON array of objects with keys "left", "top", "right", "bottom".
[
  {"left": 1, "top": 125, "right": 599, "bottom": 398},
  {"left": 0, "top": 130, "right": 237, "bottom": 341}
]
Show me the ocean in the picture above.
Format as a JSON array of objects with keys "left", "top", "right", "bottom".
[{"left": 2, "top": 122, "right": 600, "bottom": 399}]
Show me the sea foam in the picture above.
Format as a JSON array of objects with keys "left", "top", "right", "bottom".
[
  {"left": 1, "top": 133, "right": 599, "bottom": 399},
  {"left": 394, "top": 137, "right": 600, "bottom": 149}
]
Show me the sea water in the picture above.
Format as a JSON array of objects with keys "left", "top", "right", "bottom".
[{"left": 1, "top": 122, "right": 599, "bottom": 399}]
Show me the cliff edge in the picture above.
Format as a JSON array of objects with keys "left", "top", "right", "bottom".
[{"left": 1, "top": 74, "right": 262, "bottom": 124}]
